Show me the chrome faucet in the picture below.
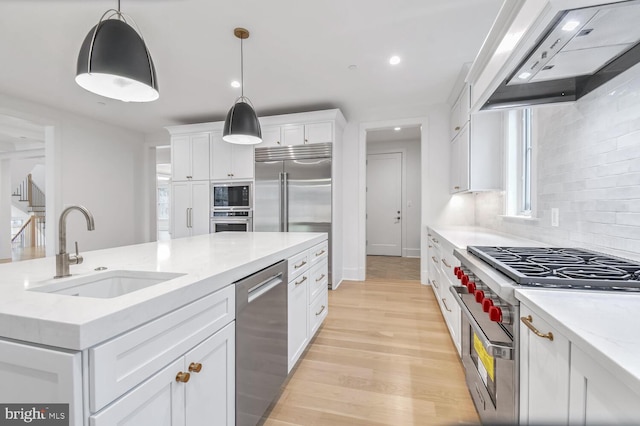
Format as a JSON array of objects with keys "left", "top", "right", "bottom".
[{"left": 55, "top": 205, "right": 95, "bottom": 278}]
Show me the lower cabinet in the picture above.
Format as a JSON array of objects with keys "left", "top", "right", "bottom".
[
  {"left": 91, "top": 323, "right": 234, "bottom": 426},
  {"left": 520, "top": 302, "right": 640, "bottom": 425},
  {"left": 287, "top": 240, "right": 329, "bottom": 372}
]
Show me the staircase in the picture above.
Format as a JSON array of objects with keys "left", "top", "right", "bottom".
[{"left": 11, "top": 174, "right": 46, "bottom": 255}]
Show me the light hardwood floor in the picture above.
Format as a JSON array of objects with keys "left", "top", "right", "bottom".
[{"left": 265, "top": 257, "right": 479, "bottom": 426}]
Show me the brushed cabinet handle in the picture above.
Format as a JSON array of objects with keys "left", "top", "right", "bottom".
[
  {"left": 521, "top": 315, "right": 554, "bottom": 341},
  {"left": 441, "top": 258, "right": 451, "bottom": 268},
  {"left": 315, "top": 249, "right": 326, "bottom": 257},
  {"left": 315, "top": 305, "right": 326, "bottom": 316},
  {"left": 315, "top": 274, "right": 326, "bottom": 282},
  {"left": 442, "top": 298, "right": 452, "bottom": 312},
  {"left": 454, "top": 186, "right": 460, "bottom": 190},
  {"left": 175, "top": 372, "right": 190, "bottom": 383},
  {"left": 295, "top": 276, "right": 307, "bottom": 286},
  {"left": 432, "top": 279, "right": 439, "bottom": 289},
  {"left": 188, "top": 362, "right": 202, "bottom": 373},
  {"left": 454, "top": 126, "right": 460, "bottom": 131},
  {"left": 294, "top": 260, "right": 307, "bottom": 269},
  {"left": 431, "top": 256, "right": 438, "bottom": 264}
]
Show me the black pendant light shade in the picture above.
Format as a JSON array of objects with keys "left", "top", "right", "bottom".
[
  {"left": 223, "top": 28, "right": 262, "bottom": 145},
  {"left": 223, "top": 99, "right": 262, "bottom": 145},
  {"left": 76, "top": 10, "right": 158, "bottom": 102}
]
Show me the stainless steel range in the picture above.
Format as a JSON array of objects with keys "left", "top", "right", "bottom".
[{"left": 450, "top": 246, "right": 640, "bottom": 425}]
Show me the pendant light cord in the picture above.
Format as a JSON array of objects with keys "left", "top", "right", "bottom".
[{"left": 240, "top": 36, "right": 244, "bottom": 98}]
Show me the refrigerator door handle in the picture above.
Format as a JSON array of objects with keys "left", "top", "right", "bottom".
[
  {"left": 278, "top": 172, "right": 285, "bottom": 232},
  {"left": 282, "top": 172, "right": 289, "bottom": 232}
]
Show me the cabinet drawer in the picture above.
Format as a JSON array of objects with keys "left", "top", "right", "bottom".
[
  {"left": 309, "top": 260, "right": 328, "bottom": 303},
  {"left": 309, "top": 287, "right": 328, "bottom": 338},
  {"left": 308, "top": 240, "right": 328, "bottom": 266},
  {"left": 288, "top": 251, "right": 310, "bottom": 280},
  {"left": 439, "top": 242, "right": 460, "bottom": 283},
  {"left": 89, "top": 285, "right": 235, "bottom": 413}
]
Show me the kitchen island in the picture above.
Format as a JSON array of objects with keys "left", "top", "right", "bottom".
[{"left": 0, "top": 232, "right": 327, "bottom": 426}]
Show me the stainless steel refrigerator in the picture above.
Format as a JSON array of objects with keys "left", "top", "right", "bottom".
[{"left": 254, "top": 143, "right": 332, "bottom": 285}]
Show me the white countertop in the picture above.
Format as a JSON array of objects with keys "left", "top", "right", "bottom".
[
  {"left": 0, "top": 232, "right": 325, "bottom": 350},
  {"left": 516, "top": 288, "right": 640, "bottom": 396},
  {"left": 429, "top": 225, "right": 543, "bottom": 249}
]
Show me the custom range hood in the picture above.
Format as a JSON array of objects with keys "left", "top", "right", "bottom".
[{"left": 483, "top": 0, "right": 640, "bottom": 110}]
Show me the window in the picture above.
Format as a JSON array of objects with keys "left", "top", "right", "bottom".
[{"left": 505, "top": 108, "right": 534, "bottom": 217}]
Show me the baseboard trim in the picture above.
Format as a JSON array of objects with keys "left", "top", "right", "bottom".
[{"left": 403, "top": 248, "right": 420, "bottom": 258}]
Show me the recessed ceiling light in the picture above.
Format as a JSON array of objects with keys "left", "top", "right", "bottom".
[
  {"left": 389, "top": 56, "right": 401, "bottom": 65},
  {"left": 562, "top": 20, "right": 580, "bottom": 31},
  {"left": 231, "top": 80, "right": 241, "bottom": 88},
  {"left": 394, "top": 127, "right": 401, "bottom": 131}
]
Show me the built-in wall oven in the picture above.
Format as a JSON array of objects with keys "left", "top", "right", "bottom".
[{"left": 211, "top": 181, "right": 253, "bottom": 232}]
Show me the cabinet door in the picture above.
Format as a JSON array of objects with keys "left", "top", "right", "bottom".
[
  {"left": 304, "top": 122, "right": 333, "bottom": 144},
  {"left": 569, "top": 345, "right": 640, "bottom": 425},
  {"left": 90, "top": 358, "right": 185, "bottom": 426},
  {"left": 519, "top": 305, "right": 570, "bottom": 425},
  {"left": 190, "top": 133, "right": 210, "bottom": 180},
  {"left": 191, "top": 181, "right": 211, "bottom": 236},
  {"left": 230, "top": 145, "right": 254, "bottom": 179},
  {"left": 0, "top": 339, "right": 83, "bottom": 426},
  {"left": 288, "top": 273, "right": 309, "bottom": 372},
  {"left": 450, "top": 96, "right": 462, "bottom": 141},
  {"left": 281, "top": 124, "right": 305, "bottom": 146},
  {"left": 172, "top": 136, "right": 191, "bottom": 181},
  {"left": 450, "top": 133, "right": 461, "bottom": 193},
  {"left": 211, "top": 131, "right": 232, "bottom": 180},
  {"left": 458, "top": 125, "right": 470, "bottom": 192},
  {"left": 184, "top": 323, "right": 235, "bottom": 426},
  {"left": 172, "top": 182, "right": 191, "bottom": 239},
  {"left": 260, "top": 126, "right": 282, "bottom": 148}
]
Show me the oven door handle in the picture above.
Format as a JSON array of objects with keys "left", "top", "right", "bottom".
[{"left": 450, "top": 286, "right": 513, "bottom": 360}]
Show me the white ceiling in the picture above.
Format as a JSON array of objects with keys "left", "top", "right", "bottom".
[{"left": 0, "top": 0, "right": 503, "bottom": 135}]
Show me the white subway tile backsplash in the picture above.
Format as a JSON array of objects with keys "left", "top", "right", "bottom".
[{"left": 474, "top": 62, "right": 640, "bottom": 257}]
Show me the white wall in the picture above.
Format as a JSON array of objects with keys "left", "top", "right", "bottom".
[
  {"left": 474, "top": 62, "right": 640, "bottom": 261},
  {"left": 367, "top": 138, "right": 421, "bottom": 257},
  {"left": 0, "top": 92, "right": 149, "bottom": 254}
]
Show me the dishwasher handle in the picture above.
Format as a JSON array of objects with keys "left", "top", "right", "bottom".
[{"left": 248, "top": 273, "right": 284, "bottom": 303}]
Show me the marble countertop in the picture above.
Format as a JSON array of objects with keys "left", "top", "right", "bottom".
[
  {"left": 0, "top": 232, "right": 325, "bottom": 350},
  {"left": 428, "top": 225, "right": 543, "bottom": 249},
  {"left": 516, "top": 288, "right": 640, "bottom": 396}
]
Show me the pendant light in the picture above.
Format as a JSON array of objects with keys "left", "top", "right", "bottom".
[
  {"left": 76, "top": 0, "right": 159, "bottom": 102},
  {"left": 223, "top": 28, "right": 262, "bottom": 145}
]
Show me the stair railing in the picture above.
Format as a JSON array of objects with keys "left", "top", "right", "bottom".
[
  {"left": 13, "top": 174, "right": 46, "bottom": 211},
  {"left": 11, "top": 215, "right": 46, "bottom": 248}
]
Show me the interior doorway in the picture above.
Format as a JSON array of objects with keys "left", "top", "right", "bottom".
[
  {"left": 156, "top": 146, "right": 171, "bottom": 241},
  {"left": 365, "top": 125, "right": 422, "bottom": 274}
]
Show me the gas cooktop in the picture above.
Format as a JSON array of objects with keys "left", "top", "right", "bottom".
[{"left": 467, "top": 246, "right": 640, "bottom": 291}]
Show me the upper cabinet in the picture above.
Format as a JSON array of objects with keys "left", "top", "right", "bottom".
[
  {"left": 210, "top": 131, "right": 254, "bottom": 180},
  {"left": 171, "top": 133, "right": 210, "bottom": 181},
  {"left": 449, "top": 83, "right": 503, "bottom": 194},
  {"left": 259, "top": 121, "right": 334, "bottom": 148}
]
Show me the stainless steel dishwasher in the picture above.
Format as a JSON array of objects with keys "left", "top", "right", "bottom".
[{"left": 235, "top": 260, "right": 288, "bottom": 426}]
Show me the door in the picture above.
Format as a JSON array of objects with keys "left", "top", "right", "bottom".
[
  {"left": 366, "top": 152, "right": 402, "bottom": 256},
  {"left": 254, "top": 161, "right": 284, "bottom": 231},
  {"left": 185, "top": 322, "right": 235, "bottom": 426}
]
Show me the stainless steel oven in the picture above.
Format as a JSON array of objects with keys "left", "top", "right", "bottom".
[
  {"left": 449, "top": 259, "right": 518, "bottom": 425},
  {"left": 212, "top": 181, "right": 252, "bottom": 210},
  {"left": 211, "top": 211, "right": 253, "bottom": 233}
]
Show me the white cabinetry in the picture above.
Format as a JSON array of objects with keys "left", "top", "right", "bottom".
[
  {"left": 259, "top": 121, "right": 334, "bottom": 148},
  {"left": 0, "top": 339, "right": 83, "bottom": 426},
  {"left": 426, "top": 229, "right": 461, "bottom": 355},
  {"left": 171, "top": 181, "right": 210, "bottom": 238},
  {"left": 172, "top": 133, "right": 210, "bottom": 181},
  {"left": 519, "top": 304, "right": 570, "bottom": 425},
  {"left": 519, "top": 301, "right": 640, "bottom": 425},
  {"left": 287, "top": 239, "right": 329, "bottom": 372},
  {"left": 449, "top": 84, "right": 503, "bottom": 194},
  {"left": 210, "top": 131, "right": 254, "bottom": 180}
]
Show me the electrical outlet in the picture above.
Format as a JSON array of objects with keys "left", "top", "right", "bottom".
[{"left": 551, "top": 208, "right": 559, "bottom": 227}]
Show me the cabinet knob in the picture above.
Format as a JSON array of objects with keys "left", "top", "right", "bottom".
[
  {"left": 304, "top": 139, "right": 308, "bottom": 143},
  {"left": 187, "top": 176, "right": 192, "bottom": 179},
  {"left": 188, "top": 362, "right": 203, "bottom": 373},
  {"left": 277, "top": 141, "right": 281, "bottom": 145},
  {"left": 454, "top": 186, "right": 460, "bottom": 190},
  {"left": 455, "top": 126, "right": 461, "bottom": 131},
  {"left": 175, "top": 372, "right": 191, "bottom": 383}
]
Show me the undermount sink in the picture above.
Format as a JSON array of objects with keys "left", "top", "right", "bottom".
[{"left": 30, "top": 270, "right": 185, "bottom": 299}]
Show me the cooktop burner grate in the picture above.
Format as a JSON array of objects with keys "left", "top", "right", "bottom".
[{"left": 467, "top": 246, "right": 640, "bottom": 291}]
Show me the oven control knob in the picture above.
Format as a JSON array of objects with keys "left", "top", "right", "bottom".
[
  {"left": 482, "top": 298, "right": 494, "bottom": 313},
  {"left": 454, "top": 266, "right": 460, "bottom": 275},
  {"left": 489, "top": 306, "right": 502, "bottom": 322},
  {"left": 461, "top": 275, "right": 469, "bottom": 285},
  {"left": 475, "top": 290, "right": 485, "bottom": 303},
  {"left": 466, "top": 281, "right": 476, "bottom": 294}
]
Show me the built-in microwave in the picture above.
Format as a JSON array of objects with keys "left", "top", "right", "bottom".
[{"left": 212, "top": 182, "right": 252, "bottom": 210}]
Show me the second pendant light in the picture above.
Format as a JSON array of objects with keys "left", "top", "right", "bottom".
[{"left": 223, "top": 28, "right": 262, "bottom": 145}]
